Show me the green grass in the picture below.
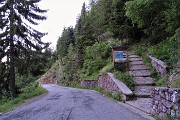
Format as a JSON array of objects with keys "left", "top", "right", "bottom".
[
  {"left": 130, "top": 37, "right": 179, "bottom": 70},
  {"left": 78, "top": 61, "right": 114, "bottom": 80},
  {"left": 114, "top": 70, "right": 135, "bottom": 90},
  {"left": 172, "top": 78, "right": 180, "bottom": 88},
  {"left": 79, "top": 72, "right": 99, "bottom": 80},
  {"left": 92, "top": 87, "right": 122, "bottom": 101},
  {"left": 155, "top": 76, "right": 168, "bottom": 87},
  {"left": 130, "top": 42, "right": 151, "bottom": 57},
  {"left": 0, "top": 83, "right": 48, "bottom": 113},
  {"left": 66, "top": 81, "right": 85, "bottom": 88},
  {"left": 149, "top": 37, "right": 180, "bottom": 70},
  {"left": 112, "top": 91, "right": 122, "bottom": 101},
  {"left": 100, "top": 63, "right": 114, "bottom": 75},
  {"left": 154, "top": 113, "right": 175, "bottom": 120}
]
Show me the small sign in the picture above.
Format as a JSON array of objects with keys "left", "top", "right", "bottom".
[{"left": 114, "top": 51, "right": 127, "bottom": 62}]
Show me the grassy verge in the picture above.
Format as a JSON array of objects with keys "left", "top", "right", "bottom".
[
  {"left": 154, "top": 113, "right": 175, "bottom": 120},
  {"left": 93, "top": 87, "right": 122, "bottom": 101},
  {"left": 0, "top": 83, "right": 48, "bottom": 113}
]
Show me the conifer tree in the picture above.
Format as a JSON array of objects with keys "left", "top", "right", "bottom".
[{"left": 0, "top": 0, "right": 48, "bottom": 98}]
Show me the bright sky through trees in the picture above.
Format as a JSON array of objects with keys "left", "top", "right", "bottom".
[{"left": 36, "top": 0, "right": 89, "bottom": 50}]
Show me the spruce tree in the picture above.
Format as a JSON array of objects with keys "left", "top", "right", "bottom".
[{"left": 0, "top": 0, "right": 48, "bottom": 98}]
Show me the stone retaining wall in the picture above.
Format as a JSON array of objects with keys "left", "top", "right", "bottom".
[
  {"left": 168, "top": 68, "right": 180, "bottom": 87},
  {"left": 39, "top": 75, "right": 57, "bottom": 84},
  {"left": 98, "top": 74, "right": 119, "bottom": 93},
  {"left": 151, "top": 87, "right": 180, "bottom": 119},
  {"left": 98, "top": 73, "right": 133, "bottom": 101},
  {"left": 80, "top": 80, "right": 98, "bottom": 88},
  {"left": 147, "top": 54, "right": 168, "bottom": 77},
  {"left": 81, "top": 73, "right": 133, "bottom": 101},
  {"left": 80, "top": 74, "right": 120, "bottom": 93}
]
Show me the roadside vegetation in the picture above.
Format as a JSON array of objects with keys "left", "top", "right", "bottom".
[
  {"left": 1, "top": 0, "right": 179, "bottom": 114},
  {"left": 0, "top": 0, "right": 55, "bottom": 112},
  {"left": 0, "top": 82, "right": 47, "bottom": 112},
  {"left": 114, "top": 70, "right": 135, "bottom": 90},
  {"left": 93, "top": 87, "right": 122, "bottom": 102},
  {"left": 55, "top": 0, "right": 179, "bottom": 89},
  {"left": 130, "top": 29, "right": 180, "bottom": 87}
]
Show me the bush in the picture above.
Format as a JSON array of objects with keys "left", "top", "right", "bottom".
[{"left": 16, "top": 74, "right": 37, "bottom": 89}]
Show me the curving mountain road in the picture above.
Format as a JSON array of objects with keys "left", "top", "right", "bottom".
[{"left": 0, "top": 84, "right": 154, "bottom": 120}]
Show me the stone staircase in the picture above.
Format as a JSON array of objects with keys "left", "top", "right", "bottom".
[{"left": 126, "top": 53, "right": 155, "bottom": 114}]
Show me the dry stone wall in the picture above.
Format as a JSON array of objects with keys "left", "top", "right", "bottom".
[
  {"left": 81, "top": 73, "right": 133, "bottom": 101},
  {"left": 151, "top": 87, "right": 180, "bottom": 119},
  {"left": 39, "top": 75, "right": 57, "bottom": 84},
  {"left": 168, "top": 68, "right": 180, "bottom": 87},
  {"left": 98, "top": 73, "right": 133, "bottom": 101},
  {"left": 98, "top": 74, "right": 119, "bottom": 93},
  {"left": 80, "top": 74, "right": 119, "bottom": 92},
  {"left": 80, "top": 80, "right": 98, "bottom": 88},
  {"left": 147, "top": 54, "right": 168, "bottom": 77}
]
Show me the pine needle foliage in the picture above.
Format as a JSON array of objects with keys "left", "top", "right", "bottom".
[{"left": 0, "top": 0, "right": 48, "bottom": 98}]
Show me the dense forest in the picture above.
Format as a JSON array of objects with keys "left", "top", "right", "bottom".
[
  {"left": 0, "top": 0, "right": 179, "bottom": 111},
  {"left": 56, "top": 0, "right": 179, "bottom": 86}
]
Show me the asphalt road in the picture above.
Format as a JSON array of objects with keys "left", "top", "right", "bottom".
[{"left": 0, "top": 84, "right": 154, "bottom": 120}]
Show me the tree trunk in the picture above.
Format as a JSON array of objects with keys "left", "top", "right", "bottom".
[
  {"left": 9, "top": 0, "right": 16, "bottom": 98},
  {"left": 9, "top": 39, "right": 16, "bottom": 98}
]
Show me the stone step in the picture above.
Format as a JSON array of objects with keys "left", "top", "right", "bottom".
[
  {"left": 126, "top": 98, "right": 152, "bottom": 114},
  {"left": 134, "top": 86, "right": 154, "bottom": 97},
  {"left": 129, "top": 65, "right": 149, "bottom": 71},
  {"left": 129, "top": 57, "right": 142, "bottom": 61},
  {"left": 129, "top": 70, "right": 151, "bottom": 77},
  {"left": 128, "top": 55, "right": 140, "bottom": 58},
  {"left": 134, "top": 77, "right": 155, "bottom": 85},
  {"left": 129, "top": 61, "right": 144, "bottom": 65},
  {"left": 128, "top": 53, "right": 136, "bottom": 55}
]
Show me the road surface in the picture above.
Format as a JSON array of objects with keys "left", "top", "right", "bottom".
[{"left": 0, "top": 84, "right": 154, "bottom": 120}]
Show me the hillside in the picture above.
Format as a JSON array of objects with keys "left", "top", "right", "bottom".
[
  {"left": 1, "top": 0, "right": 179, "bottom": 114},
  {"left": 50, "top": 0, "right": 179, "bottom": 88}
]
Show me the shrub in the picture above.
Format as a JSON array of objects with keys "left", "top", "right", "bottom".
[{"left": 16, "top": 74, "right": 37, "bottom": 89}]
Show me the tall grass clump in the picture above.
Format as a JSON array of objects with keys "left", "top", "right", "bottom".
[{"left": 114, "top": 70, "right": 135, "bottom": 90}]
